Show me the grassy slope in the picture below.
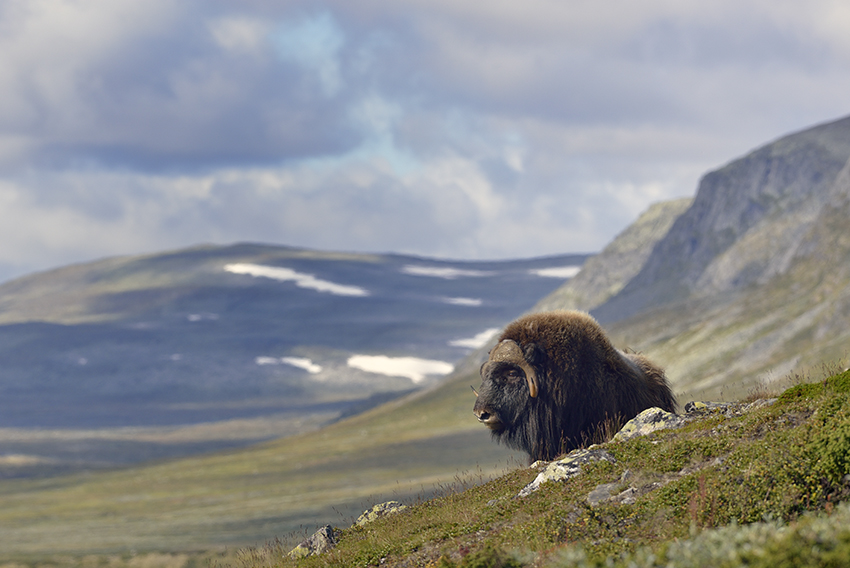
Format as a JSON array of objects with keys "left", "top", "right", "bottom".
[
  {"left": 246, "top": 367, "right": 850, "bottom": 568},
  {"left": 0, "top": 367, "right": 522, "bottom": 558}
]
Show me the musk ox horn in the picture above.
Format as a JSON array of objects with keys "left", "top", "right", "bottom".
[{"left": 489, "top": 340, "right": 539, "bottom": 398}]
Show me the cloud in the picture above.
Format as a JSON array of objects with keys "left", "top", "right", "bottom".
[{"left": 2, "top": 1, "right": 850, "bottom": 281}]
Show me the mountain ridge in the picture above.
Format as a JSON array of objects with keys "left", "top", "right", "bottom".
[{"left": 593, "top": 114, "right": 850, "bottom": 324}]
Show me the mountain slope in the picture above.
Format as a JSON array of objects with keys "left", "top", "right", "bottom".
[
  {"left": 534, "top": 114, "right": 850, "bottom": 399},
  {"left": 534, "top": 197, "right": 693, "bottom": 313},
  {"left": 594, "top": 114, "right": 850, "bottom": 323}
]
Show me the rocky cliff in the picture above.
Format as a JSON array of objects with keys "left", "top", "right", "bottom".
[
  {"left": 594, "top": 115, "right": 850, "bottom": 323},
  {"left": 538, "top": 114, "right": 850, "bottom": 399}
]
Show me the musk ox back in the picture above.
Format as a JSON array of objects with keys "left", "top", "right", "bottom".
[{"left": 473, "top": 310, "right": 676, "bottom": 462}]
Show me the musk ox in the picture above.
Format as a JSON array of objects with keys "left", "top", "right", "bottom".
[{"left": 473, "top": 310, "right": 676, "bottom": 462}]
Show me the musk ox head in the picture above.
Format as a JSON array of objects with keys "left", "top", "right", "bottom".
[
  {"left": 472, "top": 311, "right": 676, "bottom": 463},
  {"left": 473, "top": 339, "right": 541, "bottom": 432}
]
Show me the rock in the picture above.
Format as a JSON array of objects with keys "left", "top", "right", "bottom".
[
  {"left": 587, "top": 482, "right": 620, "bottom": 506},
  {"left": 518, "top": 448, "right": 616, "bottom": 497},
  {"left": 684, "top": 400, "right": 735, "bottom": 414},
  {"left": 612, "top": 407, "right": 683, "bottom": 443},
  {"left": 355, "top": 500, "right": 408, "bottom": 527},
  {"left": 587, "top": 469, "right": 634, "bottom": 506},
  {"left": 684, "top": 399, "right": 777, "bottom": 418},
  {"left": 288, "top": 525, "right": 341, "bottom": 559}
]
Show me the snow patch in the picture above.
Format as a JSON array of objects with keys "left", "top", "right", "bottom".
[
  {"left": 347, "top": 355, "right": 454, "bottom": 384},
  {"left": 188, "top": 312, "right": 219, "bottom": 322},
  {"left": 449, "top": 328, "right": 501, "bottom": 349},
  {"left": 225, "top": 263, "right": 369, "bottom": 297},
  {"left": 281, "top": 357, "right": 322, "bottom": 374},
  {"left": 254, "top": 356, "right": 322, "bottom": 374},
  {"left": 402, "top": 265, "right": 494, "bottom": 279},
  {"left": 444, "top": 297, "right": 482, "bottom": 307},
  {"left": 530, "top": 266, "right": 581, "bottom": 278}
]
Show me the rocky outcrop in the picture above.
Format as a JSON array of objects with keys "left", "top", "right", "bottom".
[
  {"left": 517, "top": 400, "right": 775, "bottom": 498},
  {"left": 611, "top": 407, "right": 683, "bottom": 443},
  {"left": 288, "top": 525, "right": 342, "bottom": 559},
  {"left": 288, "top": 500, "right": 408, "bottom": 559},
  {"left": 518, "top": 448, "right": 617, "bottom": 497},
  {"left": 355, "top": 500, "right": 408, "bottom": 527}
]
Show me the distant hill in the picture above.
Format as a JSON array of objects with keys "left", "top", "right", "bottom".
[
  {"left": 0, "top": 244, "right": 587, "bottom": 475},
  {"left": 539, "top": 114, "right": 850, "bottom": 399}
]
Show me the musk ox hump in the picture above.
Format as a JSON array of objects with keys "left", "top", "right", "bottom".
[{"left": 487, "top": 339, "right": 539, "bottom": 398}]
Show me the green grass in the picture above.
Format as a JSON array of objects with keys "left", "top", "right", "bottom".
[
  {"left": 0, "top": 369, "right": 521, "bottom": 560},
  {"left": 4, "top": 361, "right": 850, "bottom": 568},
  {"left": 233, "top": 368, "right": 850, "bottom": 568}
]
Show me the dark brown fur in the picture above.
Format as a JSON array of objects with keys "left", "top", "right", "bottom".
[{"left": 473, "top": 310, "right": 676, "bottom": 462}]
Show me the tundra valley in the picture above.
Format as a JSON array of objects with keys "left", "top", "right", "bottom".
[{"left": 2, "top": 114, "right": 850, "bottom": 566}]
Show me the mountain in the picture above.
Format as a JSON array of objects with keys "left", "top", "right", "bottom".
[
  {"left": 539, "top": 114, "right": 850, "bottom": 399},
  {"left": 0, "top": 244, "right": 588, "bottom": 475},
  {"left": 534, "top": 197, "right": 693, "bottom": 313}
]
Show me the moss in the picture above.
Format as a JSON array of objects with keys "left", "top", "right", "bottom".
[
  {"left": 808, "top": 392, "right": 850, "bottom": 488},
  {"left": 443, "top": 545, "right": 523, "bottom": 568},
  {"left": 778, "top": 381, "right": 824, "bottom": 403}
]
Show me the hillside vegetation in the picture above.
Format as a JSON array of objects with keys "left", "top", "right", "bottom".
[{"left": 241, "top": 366, "right": 850, "bottom": 568}]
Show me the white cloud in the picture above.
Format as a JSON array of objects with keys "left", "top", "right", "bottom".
[
  {"left": 224, "top": 263, "right": 369, "bottom": 297},
  {"left": 209, "top": 17, "right": 271, "bottom": 53},
  {"left": 2, "top": 2, "right": 850, "bottom": 281},
  {"left": 347, "top": 354, "right": 454, "bottom": 384}
]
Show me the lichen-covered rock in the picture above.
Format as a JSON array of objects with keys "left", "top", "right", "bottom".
[
  {"left": 288, "top": 525, "right": 341, "bottom": 559},
  {"left": 684, "top": 399, "right": 777, "bottom": 418},
  {"left": 518, "top": 448, "right": 616, "bottom": 497},
  {"left": 684, "top": 400, "right": 735, "bottom": 414},
  {"left": 612, "top": 406, "right": 683, "bottom": 443},
  {"left": 355, "top": 500, "right": 408, "bottom": 527}
]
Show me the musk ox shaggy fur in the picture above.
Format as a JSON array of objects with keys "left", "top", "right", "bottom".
[{"left": 473, "top": 310, "right": 676, "bottom": 462}]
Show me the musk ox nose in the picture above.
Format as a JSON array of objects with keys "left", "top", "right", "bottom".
[
  {"left": 474, "top": 409, "right": 491, "bottom": 422},
  {"left": 474, "top": 407, "right": 502, "bottom": 430}
]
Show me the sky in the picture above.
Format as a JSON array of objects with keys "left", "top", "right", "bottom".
[{"left": 2, "top": 1, "right": 850, "bottom": 283}]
